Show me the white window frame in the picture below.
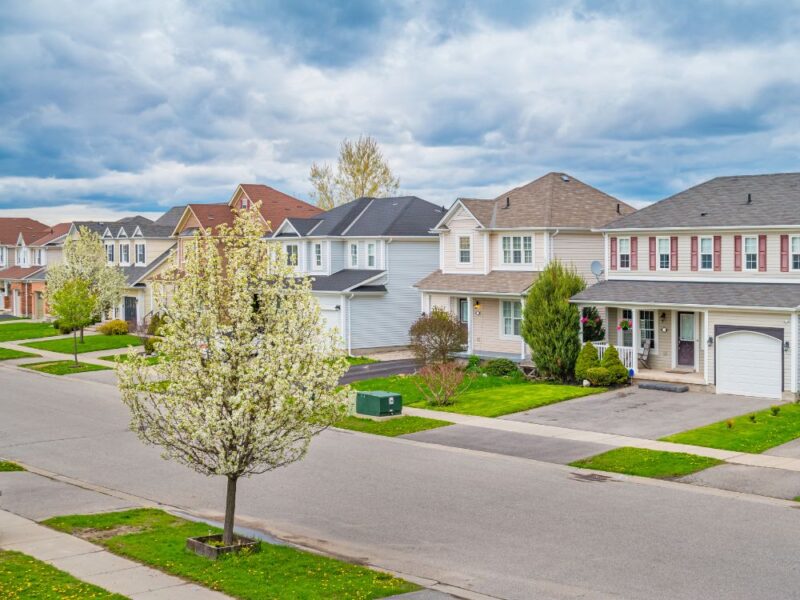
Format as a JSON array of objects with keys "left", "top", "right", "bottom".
[
  {"left": 618, "top": 237, "right": 631, "bottom": 270},
  {"left": 743, "top": 235, "right": 758, "bottom": 271},
  {"left": 0, "top": 246, "right": 5, "bottom": 267},
  {"left": 313, "top": 243, "right": 323, "bottom": 270},
  {"left": 791, "top": 236, "right": 800, "bottom": 271},
  {"left": 501, "top": 235, "right": 533, "bottom": 265},
  {"left": 657, "top": 237, "right": 671, "bottom": 271},
  {"left": 17, "top": 246, "right": 29, "bottom": 267},
  {"left": 241, "top": 197, "right": 249, "bottom": 210},
  {"left": 105, "top": 243, "right": 115, "bottom": 264},
  {"left": 32, "top": 248, "right": 46, "bottom": 266},
  {"left": 134, "top": 242, "right": 146, "bottom": 266},
  {"left": 349, "top": 242, "right": 359, "bottom": 268},
  {"left": 639, "top": 309, "right": 656, "bottom": 353},
  {"left": 500, "top": 300, "right": 522, "bottom": 338},
  {"left": 699, "top": 237, "right": 713, "bottom": 271},
  {"left": 457, "top": 235, "right": 472, "bottom": 265},
  {"left": 286, "top": 243, "right": 299, "bottom": 266},
  {"left": 618, "top": 308, "right": 634, "bottom": 347},
  {"left": 119, "top": 242, "right": 130, "bottom": 266},
  {"left": 367, "top": 242, "right": 376, "bottom": 268}
]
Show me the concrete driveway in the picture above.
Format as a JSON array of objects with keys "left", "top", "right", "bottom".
[{"left": 504, "top": 386, "right": 776, "bottom": 438}]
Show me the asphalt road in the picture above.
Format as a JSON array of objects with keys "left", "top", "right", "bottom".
[
  {"left": 339, "top": 358, "right": 418, "bottom": 384},
  {"left": 2, "top": 364, "right": 800, "bottom": 600}
]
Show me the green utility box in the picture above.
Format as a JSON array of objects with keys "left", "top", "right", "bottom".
[{"left": 355, "top": 391, "right": 403, "bottom": 417}]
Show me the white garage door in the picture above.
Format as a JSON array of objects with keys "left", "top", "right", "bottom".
[
  {"left": 321, "top": 308, "right": 341, "bottom": 333},
  {"left": 716, "top": 331, "right": 782, "bottom": 399}
]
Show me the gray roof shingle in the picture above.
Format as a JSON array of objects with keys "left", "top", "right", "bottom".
[
  {"left": 154, "top": 205, "right": 187, "bottom": 228},
  {"left": 122, "top": 245, "right": 175, "bottom": 286},
  {"left": 74, "top": 219, "right": 174, "bottom": 239},
  {"left": 310, "top": 269, "right": 385, "bottom": 292}
]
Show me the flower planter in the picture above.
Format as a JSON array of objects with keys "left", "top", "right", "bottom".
[{"left": 186, "top": 534, "right": 260, "bottom": 559}]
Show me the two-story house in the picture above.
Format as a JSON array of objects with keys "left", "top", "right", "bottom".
[
  {"left": 416, "top": 172, "right": 635, "bottom": 360},
  {"left": 271, "top": 196, "right": 445, "bottom": 353},
  {"left": 572, "top": 173, "right": 800, "bottom": 400},
  {"left": 0, "top": 218, "right": 51, "bottom": 313}
]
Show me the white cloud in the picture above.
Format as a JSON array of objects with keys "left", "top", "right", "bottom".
[{"left": 0, "top": 203, "right": 162, "bottom": 225}]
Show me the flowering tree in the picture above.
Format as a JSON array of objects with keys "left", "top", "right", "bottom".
[
  {"left": 116, "top": 205, "right": 349, "bottom": 546},
  {"left": 49, "top": 279, "right": 96, "bottom": 365}
]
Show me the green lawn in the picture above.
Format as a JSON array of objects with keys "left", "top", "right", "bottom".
[
  {"left": 23, "top": 334, "right": 142, "bottom": 355},
  {"left": 352, "top": 373, "right": 604, "bottom": 418},
  {"left": 0, "top": 347, "right": 39, "bottom": 361},
  {"left": 99, "top": 352, "right": 161, "bottom": 365},
  {"left": 336, "top": 415, "right": 452, "bottom": 437},
  {"left": 0, "top": 461, "right": 24, "bottom": 472},
  {"left": 347, "top": 355, "right": 379, "bottom": 366},
  {"left": 570, "top": 447, "right": 723, "bottom": 479},
  {"left": 0, "top": 550, "right": 125, "bottom": 599},
  {"left": 21, "top": 361, "right": 112, "bottom": 376},
  {"left": 44, "top": 509, "right": 418, "bottom": 600},
  {"left": 0, "top": 321, "right": 59, "bottom": 342},
  {"left": 660, "top": 403, "right": 800, "bottom": 454}
]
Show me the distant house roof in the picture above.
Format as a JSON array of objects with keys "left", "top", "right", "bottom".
[
  {"left": 310, "top": 269, "right": 386, "bottom": 292},
  {"left": 572, "top": 280, "right": 800, "bottom": 310},
  {"left": 30, "top": 222, "right": 71, "bottom": 246},
  {"left": 123, "top": 244, "right": 176, "bottom": 286},
  {"left": 442, "top": 172, "right": 635, "bottom": 230},
  {"left": 276, "top": 196, "right": 445, "bottom": 238},
  {"left": 237, "top": 184, "right": 322, "bottom": 227},
  {"left": 601, "top": 172, "right": 800, "bottom": 230},
  {"left": 0, "top": 266, "right": 45, "bottom": 281},
  {"left": 180, "top": 203, "right": 236, "bottom": 234},
  {"left": 0, "top": 218, "right": 51, "bottom": 246},
  {"left": 73, "top": 217, "right": 174, "bottom": 239},
  {"left": 153, "top": 205, "right": 187, "bottom": 228},
  {"left": 415, "top": 270, "right": 538, "bottom": 295}
]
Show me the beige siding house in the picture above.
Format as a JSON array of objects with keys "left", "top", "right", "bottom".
[
  {"left": 416, "top": 172, "right": 635, "bottom": 360},
  {"left": 573, "top": 173, "right": 800, "bottom": 400}
]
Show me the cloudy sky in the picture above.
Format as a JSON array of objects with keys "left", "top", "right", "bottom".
[{"left": 1, "top": 0, "right": 800, "bottom": 223}]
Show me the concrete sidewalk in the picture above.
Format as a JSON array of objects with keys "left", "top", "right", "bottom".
[
  {"left": 0, "top": 508, "right": 230, "bottom": 599},
  {"left": 404, "top": 406, "right": 800, "bottom": 473}
]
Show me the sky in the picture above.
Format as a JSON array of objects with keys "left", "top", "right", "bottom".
[{"left": 1, "top": 0, "right": 800, "bottom": 223}]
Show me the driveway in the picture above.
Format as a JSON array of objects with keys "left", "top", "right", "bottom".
[
  {"left": 504, "top": 387, "right": 776, "bottom": 438},
  {"left": 339, "top": 358, "right": 417, "bottom": 385}
]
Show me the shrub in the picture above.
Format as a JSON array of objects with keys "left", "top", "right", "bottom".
[
  {"left": 748, "top": 414, "right": 757, "bottom": 423},
  {"left": 414, "top": 362, "right": 468, "bottom": 406},
  {"left": 575, "top": 342, "right": 600, "bottom": 382},
  {"left": 409, "top": 308, "right": 467, "bottom": 365},
  {"left": 608, "top": 364, "right": 630, "bottom": 385},
  {"left": 98, "top": 319, "right": 129, "bottom": 335},
  {"left": 771, "top": 405, "right": 781, "bottom": 417},
  {"left": 600, "top": 345, "right": 622, "bottom": 369},
  {"left": 466, "top": 355, "right": 482, "bottom": 373},
  {"left": 147, "top": 313, "right": 165, "bottom": 336},
  {"left": 52, "top": 319, "right": 78, "bottom": 334},
  {"left": 484, "top": 358, "right": 518, "bottom": 377},
  {"left": 586, "top": 367, "right": 613, "bottom": 387},
  {"left": 143, "top": 337, "right": 159, "bottom": 355},
  {"left": 726, "top": 419, "right": 734, "bottom": 429}
]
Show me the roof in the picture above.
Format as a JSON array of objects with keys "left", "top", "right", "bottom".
[
  {"left": 571, "top": 280, "right": 800, "bottom": 310},
  {"left": 278, "top": 196, "right": 444, "bottom": 238},
  {"left": 181, "top": 204, "right": 236, "bottom": 233},
  {"left": 415, "top": 270, "right": 538, "bottom": 295},
  {"left": 0, "top": 266, "right": 45, "bottom": 281},
  {"left": 238, "top": 184, "right": 322, "bottom": 227},
  {"left": 310, "top": 269, "right": 385, "bottom": 292},
  {"left": 447, "top": 172, "right": 635, "bottom": 230},
  {"left": 0, "top": 218, "right": 50, "bottom": 245},
  {"left": 123, "top": 245, "right": 176, "bottom": 286},
  {"left": 30, "top": 222, "right": 71, "bottom": 246},
  {"left": 154, "top": 205, "right": 187, "bottom": 228},
  {"left": 601, "top": 173, "right": 800, "bottom": 230},
  {"left": 73, "top": 219, "right": 173, "bottom": 239}
]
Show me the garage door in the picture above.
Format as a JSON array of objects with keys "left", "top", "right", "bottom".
[
  {"left": 321, "top": 308, "right": 341, "bottom": 333},
  {"left": 716, "top": 331, "right": 782, "bottom": 399}
]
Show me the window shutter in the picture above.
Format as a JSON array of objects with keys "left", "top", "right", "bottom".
[
  {"left": 734, "top": 235, "right": 742, "bottom": 271},
  {"left": 759, "top": 234, "right": 767, "bottom": 272},
  {"left": 781, "top": 235, "right": 789, "bottom": 272},
  {"left": 713, "top": 235, "right": 721, "bottom": 271},
  {"left": 670, "top": 236, "right": 678, "bottom": 271},
  {"left": 630, "top": 236, "right": 638, "bottom": 270},
  {"left": 690, "top": 236, "right": 698, "bottom": 271},
  {"left": 649, "top": 237, "right": 656, "bottom": 271},
  {"left": 610, "top": 237, "right": 617, "bottom": 270}
]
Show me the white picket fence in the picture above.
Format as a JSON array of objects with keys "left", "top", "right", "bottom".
[{"left": 591, "top": 342, "right": 635, "bottom": 371}]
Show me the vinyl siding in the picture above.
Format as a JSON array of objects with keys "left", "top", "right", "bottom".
[
  {"left": 490, "top": 232, "right": 545, "bottom": 272},
  {"left": 552, "top": 232, "right": 604, "bottom": 283},
  {"left": 329, "top": 240, "right": 345, "bottom": 273},
  {"left": 440, "top": 208, "right": 484, "bottom": 273},
  {"left": 472, "top": 298, "right": 522, "bottom": 354}
]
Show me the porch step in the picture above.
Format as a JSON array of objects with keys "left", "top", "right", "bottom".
[{"left": 638, "top": 382, "right": 689, "bottom": 393}]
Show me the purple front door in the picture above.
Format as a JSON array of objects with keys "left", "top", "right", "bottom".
[{"left": 678, "top": 312, "right": 695, "bottom": 367}]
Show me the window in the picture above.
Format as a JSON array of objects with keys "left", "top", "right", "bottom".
[
  {"left": 620, "top": 308, "right": 633, "bottom": 347},
  {"left": 17, "top": 246, "right": 29, "bottom": 266},
  {"left": 501, "top": 301, "right": 522, "bottom": 337},
  {"left": 314, "top": 243, "right": 322, "bottom": 269},
  {"left": 458, "top": 298, "right": 469, "bottom": 323},
  {"left": 792, "top": 236, "right": 800, "bottom": 271},
  {"left": 286, "top": 244, "right": 299, "bottom": 266},
  {"left": 105, "top": 243, "right": 115, "bottom": 263},
  {"left": 618, "top": 237, "right": 630, "bottom": 269},
  {"left": 458, "top": 236, "right": 471, "bottom": 264},
  {"left": 657, "top": 238, "right": 670, "bottom": 270},
  {"left": 350, "top": 243, "right": 358, "bottom": 267},
  {"left": 502, "top": 235, "right": 533, "bottom": 265},
  {"left": 32, "top": 248, "right": 46, "bottom": 266},
  {"left": 744, "top": 236, "right": 757, "bottom": 270},
  {"left": 0, "top": 246, "right": 5, "bottom": 266},
  {"left": 135, "top": 243, "right": 146, "bottom": 265},
  {"left": 119, "top": 243, "right": 130, "bottom": 265},
  {"left": 367, "top": 242, "right": 376, "bottom": 267},
  {"left": 241, "top": 197, "right": 248, "bottom": 209},
  {"left": 639, "top": 310, "right": 655, "bottom": 351},
  {"left": 700, "top": 237, "right": 712, "bottom": 270}
]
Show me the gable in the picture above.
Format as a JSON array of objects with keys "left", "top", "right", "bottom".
[{"left": 436, "top": 200, "right": 484, "bottom": 230}]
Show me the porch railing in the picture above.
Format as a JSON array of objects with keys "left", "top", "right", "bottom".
[{"left": 591, "top": 342, "right": 635, "bottom": 371}]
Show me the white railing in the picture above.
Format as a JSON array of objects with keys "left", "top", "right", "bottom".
[{"left": 591, "top": 342, "right": 635, "bottom": 371}]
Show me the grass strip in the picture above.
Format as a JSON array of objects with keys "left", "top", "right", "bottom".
[
  {"left": 21, "top": 361, "right": 112, "bottom": 376},
  {"left": 0, "top": 322, "right": 59, "bottom": 342},
  {"left": 346, "top": 356, "right": 379, "bottom": 366},
  {"left": 0, "top": 347, "right": 39, "bottom": 361},
  {"left": 23, "top": 334, "right": 142, "bottom": 355},
  {"left": 0, "top": 461, "right": 24, "bottom": 472},
  {"left": 570, "top": 447, "right": 723, "bottom": 479},
  {"left": 336, "top": 415, "right": 452, "bottom": 437},
  {"left": 99, "top": 353, "right": 161, "bottom": 365}
]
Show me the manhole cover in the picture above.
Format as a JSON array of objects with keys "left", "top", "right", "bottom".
[{"left": 570, "top": 472, "right": 617, "bottom": 483}]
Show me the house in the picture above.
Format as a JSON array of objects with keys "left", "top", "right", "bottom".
[
  {"left": 1, "top": 220, "right": 71, "bottom": 318},
  {"left": 271, "top": 196, "right": 445, "bottom": 352},
  {"left": 572, "top": 172, "right": 800, "bottom": 400},
  {"left": 416, "top": 172, "right": 635, "bottom": 360}
]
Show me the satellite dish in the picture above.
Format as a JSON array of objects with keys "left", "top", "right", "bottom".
[{"left": 590, "top": 260, "right": 604, "bottom": 281}]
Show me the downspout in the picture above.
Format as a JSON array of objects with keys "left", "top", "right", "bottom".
[
  {"left": 346, "top": 292, "right": 354, "bottom": 354},
  {"left": 549, "top": 229, "right": 560, "bottom": 262}
]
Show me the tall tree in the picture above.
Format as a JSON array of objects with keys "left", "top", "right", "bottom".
[
  {"left": 117, "top": 205, "right": 350, "bottom": 546},
  {"left": 309, "top": 135, "right": 400, "bottom": 209},
  {"left": 49, "top": 279, "right": 96, "bottom": 365},
  {"left": 521, "top": 261, "right": 586, "bottom": 382}
]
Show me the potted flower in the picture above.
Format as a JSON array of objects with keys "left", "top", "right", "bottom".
[{"left": 617, "top": 319, "right": 632, "bottom": 331}]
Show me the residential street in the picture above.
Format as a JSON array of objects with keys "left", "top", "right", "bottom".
[{"left": 2, "top": 365, "right": 800, "bottom": 600}]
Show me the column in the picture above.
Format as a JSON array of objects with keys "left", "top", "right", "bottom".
[
  {"left": 466, "top": 296, "right": 473, "bottom": 354},
  {"left": 792, "top": 313, "right": 798, "bottom": 394}
]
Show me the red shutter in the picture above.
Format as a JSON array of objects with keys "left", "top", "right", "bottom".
[
  {"left": 759, "top": 234, "right": 767, "bottom": 272},
  {"left": 713, "top": 235, "right": 722, "bottom": 271},
  {"left": 690, "top": 236, "right": 698, "bottom": 271},
  {"left": 630, "top": 236, "right": 638, "bottom": 270},
  {"left": 781, "top": 235, "right": 789, "bottom": 272},
  {"left": 649, "top": 237, "right": 656, "bottom": 270},
  {"left": 670, "top": 236, "right": 678, "bottom": 271},
  {"left": 610, "top": 237, "right": 617, "bottom": 270},
  {"left": 734, "top": 235, "right": 742, "bottom": 271}
]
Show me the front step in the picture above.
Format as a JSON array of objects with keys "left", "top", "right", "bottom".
[{"left": 638, "top": 381, "right": 689, "bottom": 393}]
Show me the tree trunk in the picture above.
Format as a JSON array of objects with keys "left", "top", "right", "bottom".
[
  {"left": 80, "top": 326, "right": 84, "bottom": 343},
  {"left": 73, "top": 330, "right": 78, "bottom": 365},
  {"left": 223, "top": 475, "right": 237, "bottom": 545}
]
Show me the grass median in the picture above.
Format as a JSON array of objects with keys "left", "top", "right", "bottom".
[
  {"left": 23, "top": 334, "right": 142, "bottom": 355},
  {"left": 336, "top": 415, "right": 452, "bottom": 437},
  {"left": 21, "top": 361, "right": 112, "bottom": 376},
  {"left": 0, "top": 347, "right": 39, "bottom": 361},
  {"left": 570, "top": 447, "right": 723, "bottom": 479}
]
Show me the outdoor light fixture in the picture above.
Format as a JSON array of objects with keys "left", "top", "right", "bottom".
[
  {"left": 660, "top": 312, "right": 666, "bottom": 322},
  {"left": 707, "top": 336, "right": 714, "bottom": 347},
  {"left": 785, "top": 341, "right": 791, "bottom": 353},
  {"left": 474, "top": 300, "right": 481, "bottom": 311}
]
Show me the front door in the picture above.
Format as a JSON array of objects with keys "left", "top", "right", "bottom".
[
  {"left": 678, "top": 312, "right": 695, "bottom": 367},
  {"left": 124, "top": 296, "right": 137, "bottom": 324}
]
